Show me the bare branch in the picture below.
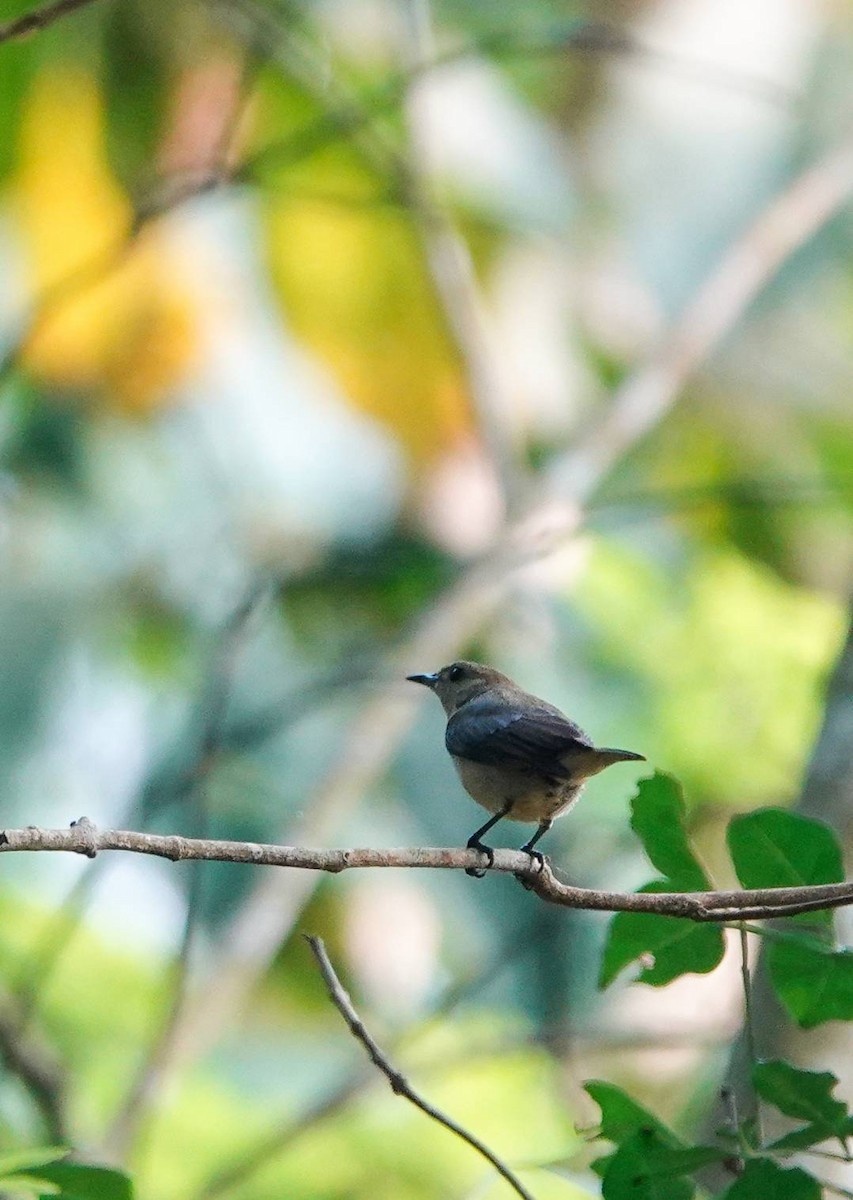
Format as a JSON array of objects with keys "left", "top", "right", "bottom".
[
  {"left": 195, "top": 912, "right": 544, "bottom": 1199},
  {"left": 0, "top": 0, "right": 100, "bottom": 44},
  {"left": 306, "top": 935, "right": 536, "bottom": 1200},
  {"left": 5, "top": 821, "right": 853, "bottom": 924}
]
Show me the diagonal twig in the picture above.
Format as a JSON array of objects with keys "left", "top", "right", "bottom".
[
  {"left": 0, "top": 0, "right": 101, "bottom": 44},
  {"left": 305, "top": 935, "right": 536, "bottom": 1200},
  {"left": 195, "top": 911, "right": 545, "bottom": 1198}
]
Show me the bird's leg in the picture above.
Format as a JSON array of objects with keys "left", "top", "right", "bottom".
[
  {"left": 466, "top": 801, "right": 513, "bottom": 878},
  {"left": 519, "top": 820, "right": 552, "bottom": 873}
]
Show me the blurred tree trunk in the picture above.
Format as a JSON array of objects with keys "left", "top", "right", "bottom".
[{"left": 700, "top": 604, "right": 853, "bottom": 1175}]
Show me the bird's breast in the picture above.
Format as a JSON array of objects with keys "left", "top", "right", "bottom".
[{"left": 451, "top": 756, "right": 584, "bottom": 822}]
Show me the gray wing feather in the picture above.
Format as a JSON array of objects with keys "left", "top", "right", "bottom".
[{"left": 445, "top": 697, "right": 592, "bottom": 776}]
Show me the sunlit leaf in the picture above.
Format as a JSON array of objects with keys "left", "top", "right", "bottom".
[
  {"left": 727, "top": 809, "right": 843, "bottom": 927},
  {"left": 599, "top": 777, "right": 724, "bottom": 987},
  {"left": 628, "top": 773, "right": 708, "bottom": 889},
  {"left": 13, "top": 68, "right": 197, "bottom": 409}
]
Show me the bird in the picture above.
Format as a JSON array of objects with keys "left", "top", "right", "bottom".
[{"left": 407, "top": 661, "right": 645, "bottom": 876}]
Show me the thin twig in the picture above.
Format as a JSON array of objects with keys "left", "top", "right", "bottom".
[
  {"left": 738, "top": 925, "right": 764, "bottom": 1147},
  {"left": 195, "top": 911, "right": 544, "bottom": 1198},
  {"left": 5, "top": 821, "right": 853, "bottom": 924},
  {"left": 306, "top": 935, "right": 536, "bottom": 1200},
  {"left": 240, "top": 16, "right": 793, "bottom": 182},
  {"left": 0, "top": 0, "right": 100, "bottom": 44}
]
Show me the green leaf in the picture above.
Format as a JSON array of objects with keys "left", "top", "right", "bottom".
[
  {"left": 600, "top": 885, "right": 725, "bottom": 988},
  {"left": 727, "top": 809, "right": 843, "bottom": 926},
  {"left": 716, "top": 1157, "right": 821, "bottom": 1199},
  {"left": 600, "top": 1130, "right": 723, "bottom": 1200},
  {"left": 0, "top": 1163, "right": 135, "bottom": 1200},
  {"left": 599, "top": 776, "right": 724, "bottom": 988},
  {"left": 585, "top": 1081, "right": 683, "bottom": 1146},
  {"left": 769, "top": 1119, "right": 853, "bottom": 1152},
  {"left": 753, "top": 1060, "right": 848, "bottom": 1143},
  {"left": 101, "top": 0, "right": 171, "bottom": 190},
  {"left": 629, "top": 773, "right": 709, "bottom": 888},
  {"left": 769, "top": 940, "right": 853, "bottom": 1028}
]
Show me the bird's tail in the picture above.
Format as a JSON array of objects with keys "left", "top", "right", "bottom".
[{"left": 579, "top": 747, "right": 646, "bottom": 778}]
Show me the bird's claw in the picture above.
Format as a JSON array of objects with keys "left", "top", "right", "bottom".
[
  {"left": 515, "top": 848, "right": 547, "bottom": 890},
  {"left": 526, "top": 849, "right": 546, "bottom": 873},
  {"left": 465, "top": 841, "right": 494, "bottom": 878}
]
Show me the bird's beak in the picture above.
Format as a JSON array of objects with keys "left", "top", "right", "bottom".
[{"left": 407, "top": 672, "right": 439, "bottom": 688}]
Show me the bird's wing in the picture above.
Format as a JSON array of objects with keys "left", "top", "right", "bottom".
[{"left": 445, "top": 697, "right": 592, "bottom": 776}]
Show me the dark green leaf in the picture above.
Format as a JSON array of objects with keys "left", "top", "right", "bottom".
[
  {"left": 753, "top": 1060, "right": 848, "bottom": 1137},
  {"left": 6, "top": 1163, "right": 135, "bottom": 1200},
  {"left": 629, "top": 773, "right": 709, "bottom": 888},
  {"left": 600, "top": 885, "right": 725, "bottom": 987},
  {"left": 716, "top": 1157, "right": 820, "bottom": 1199},
  {"left": 600, "top": 1130, "right": 722, "bottom": 1200},
  {"left": 101, "top": 0, "right": 172, "bottom": 190},
  {"left": 727, "top": 809, "right": 842, "bottom": 926},
  {"left": 769, "top": 1119, "right": 853, "bottom": 1152},
  {"left": 769, "top": 940, "right": 853, "bottom": 1028}
]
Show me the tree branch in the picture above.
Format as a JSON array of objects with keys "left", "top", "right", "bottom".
[
  {"left": 5, "top": 820, "right": 853, "bottom": 924},
  {"left": 0, "top": 0, "right": 100, "bottom": 44},
  {"left": 305, "top": 935, "right": 536, "bottom": 1200}
]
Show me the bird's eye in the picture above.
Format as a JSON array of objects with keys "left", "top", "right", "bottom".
[{"left": 448, "top": 664, "right": 465, "bottom": 682}]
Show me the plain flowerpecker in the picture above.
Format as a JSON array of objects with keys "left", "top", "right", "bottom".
[{"left": 407, "top": 661, "right": 645, "bottom": 876}]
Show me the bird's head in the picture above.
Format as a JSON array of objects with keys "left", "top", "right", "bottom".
[{"left": 407, "top": 661, "right": 506, "bottom": 715}]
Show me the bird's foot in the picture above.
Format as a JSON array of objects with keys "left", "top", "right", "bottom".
[
  {"left": 525, "top": 849, "right": 546, "bottom": 873},
  {"left": 515, "top": 846, "right": 547, "bottom": 890},
  {"left": 465, "top": 840, "right": 494, "bottom": 878}
]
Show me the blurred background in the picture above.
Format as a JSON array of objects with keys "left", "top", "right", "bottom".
[{"left": 0, "top": 0, "right": 851, "bottom": 1195}]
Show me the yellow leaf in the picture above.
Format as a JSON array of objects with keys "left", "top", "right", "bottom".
[
  {"left": 13, "top": 67, "right": 197, "bottom": 411},
  {"left": 264, "top": 193, "right": 472, "bottom": 463}
]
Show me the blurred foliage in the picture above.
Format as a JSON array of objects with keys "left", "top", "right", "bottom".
[{"left": 0, "top": 0, "right": 851, "bottom": 1197}]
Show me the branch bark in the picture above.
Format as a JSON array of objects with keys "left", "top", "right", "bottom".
[
  {"left": 0, "top": 0, "right": 100, "bottom": 44},
  {"left": 4, "top": 819, "right": 853, "bottom": 924},
  {"left": 306, "top": 935, "right": 536, "bottom": 1200}
]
